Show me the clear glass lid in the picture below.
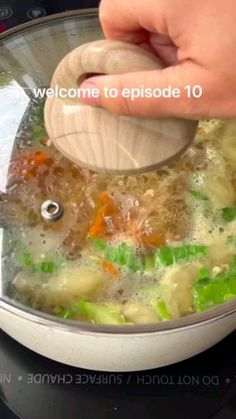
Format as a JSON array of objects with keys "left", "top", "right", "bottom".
[
  {"left": 0, "top": 11, "right": 235, "bottom": 329},
  {"left": 0, "top": 11, "right": 102, "bottom": 303}
]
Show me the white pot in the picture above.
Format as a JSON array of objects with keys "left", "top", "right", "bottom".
[
  {"left": 1, "top": 299, "right": 235, "bottom": 372},
  {"left": 0, "top": 10, "right": 235, "bottom": 373}
]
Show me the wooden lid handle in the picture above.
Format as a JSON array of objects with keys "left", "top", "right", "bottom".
[
  {"left": 51, "top": 39, "right": 165, "bottom": 89},
  {"left": 45, "top": 40, "right": 197, "bottom": 174}
]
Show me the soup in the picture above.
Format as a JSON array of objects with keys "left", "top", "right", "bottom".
[{"left": 3, "top": 103, "right": 236, "bottom": 325}]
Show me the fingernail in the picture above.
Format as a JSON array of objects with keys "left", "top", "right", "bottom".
[{"left": 80, "top": 76, "right": 106, "bottom": 107}]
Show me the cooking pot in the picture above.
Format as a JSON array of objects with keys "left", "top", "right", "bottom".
[{"left": 0, "top": 10, "right": 235, "bottom": 372}]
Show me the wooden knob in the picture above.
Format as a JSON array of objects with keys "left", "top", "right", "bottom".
[{"left": 44, "top": 40, "right": 197, "bottom": 174}]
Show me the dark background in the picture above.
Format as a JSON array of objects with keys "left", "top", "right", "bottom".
[{"left": 0, "top": 0, "right": 99, "bottom": 32}]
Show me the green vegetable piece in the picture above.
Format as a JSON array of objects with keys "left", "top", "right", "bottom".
[
  {"left": 154, "top": 301, "right": 172, "bottom": 321},
  {"left": 143, "top": 254, "right": 155, "bottom": 273},
  {"left": 76, "top": 300, "right": 125, "bottom": 325},
  {"left": 227, "top": 235, "right": 236, "bottom": 247},
  {"left": 94, "top": 240, "right": 208, "bottom": 271},
  {"left": 221, "top": 207, "right": 236, "bottom": 223},
  {"left": 36, "top": 99, "right": 45, "bottom": 122},
  {"left": 31, "top": 100, "right": 46, "bottom": 142},
  {"left": 155, "top": 245, "right": 208, "bottom": 267},
  {"left": 32, "top": 125, "right": 47, "bottom": 141},
  {"left": 106, "top": 243, "right": 142, "bottom": 272},
  {"left": 230, "top": 256, "right": 236, "bottom": 271},
  {"left": 193, "top": 261, "right": 236, "bottom": 312},
  {"left": 224, "top": 293, "right": 235, "bottom": 301},
  {"left": 19, "top": 251, "right": 52, "bottom": 271},
  {"left": 155, "top": 247, "right": 174, "bottom": 266},
  {"left": 17, "top": 249, "right": 61, "bottom": 274},
  {"left": 92, "top": 238, "right": 107, "bottom": 251},
  {"left": 21, "top": 252, "right": 34, "bottom": 267},
  {"left": 197, "top": 266, "right": 211, "bottom": 280},
  {"left": 189, "top": 189, "right": 209, "bottom": 201},
  {"left": 57, "top": 308, "right": 73, "bottom": 320},
  {"left": 36, "top": 261, "right": 57, "bottom": 273},
  {"left": 94, "top": 239, "right": 142, "bottom": 272}
]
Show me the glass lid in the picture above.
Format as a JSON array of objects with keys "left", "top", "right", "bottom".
[
  {"left": 0, "top": 10, "right": 104, "bottom": 312},
  {"left": 0, "top": 11, "right": 235, "bottom": 330}
]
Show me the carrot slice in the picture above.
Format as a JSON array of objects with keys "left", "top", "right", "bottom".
[
  {"left": 88, "top": 193, "right": 118, "bottom": 237},
  {"left": 141, "top": 234, "right": 166, "bottom": 247},
  {"left": 28, "top": 151, "right": 47, "bottom": 167},
  {"left": 102, "top": 260, "right": 119, "bottom": 277},
  {"left": 88, "top": 205, "right": 106, "bottom": 237},
  {"left": 99, "top": 193, "right": 117, "bottom": 214}
]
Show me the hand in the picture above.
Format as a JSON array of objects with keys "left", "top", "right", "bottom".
[{"left": 81, "top": 0, "right": 236, "bottom": 120}]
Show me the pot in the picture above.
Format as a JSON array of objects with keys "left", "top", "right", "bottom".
[{"left": 0, "top": 10, "right": 235, "bottom": 372}]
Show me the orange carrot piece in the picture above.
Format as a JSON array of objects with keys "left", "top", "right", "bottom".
[
  {"left": 88, "top": 193, "right": 118, "bottom": 237},
  {"left": 102, "top": 261, "right": 119, "bottom": 277},
  {"left": 141, "top": 234, "right": 166, "bottom": 247},
  {"left": 99, "top": 193, "right": 117, "bottom": 213},
  {"left": 88, "top": 205, "right": 106, "bottom": 237},
  {"left": 99, "top": 192, "right": 110, "bottom": 205},
  {"left": 28, "top": 151, "right": 47, "bottom": 166}
]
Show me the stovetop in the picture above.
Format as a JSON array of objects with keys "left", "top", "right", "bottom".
[{"left": 0, "top": 330, "right": 235, "bottom": 419}]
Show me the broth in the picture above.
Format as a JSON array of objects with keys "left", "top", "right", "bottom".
[{"left": 3, "top": 104, "right": 236, "bottom": 325}]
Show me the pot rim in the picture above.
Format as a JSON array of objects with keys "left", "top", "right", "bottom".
[
  {"left": 1, "top": 297, "right": 235, "bottom": 336},
  {"left": 0, "top": 9, "right": 99, "bottom": 40},
  {"left": 0, "top": 9, "right": 235, "bottom": 336}
]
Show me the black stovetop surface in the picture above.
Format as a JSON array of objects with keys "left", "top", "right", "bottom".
[{"left": 0, "top": 330, "right": 235, "bottom": 419}]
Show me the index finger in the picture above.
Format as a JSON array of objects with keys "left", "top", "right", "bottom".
[{"left": 99, "top": 0, "right": 168, "bottom": 42}]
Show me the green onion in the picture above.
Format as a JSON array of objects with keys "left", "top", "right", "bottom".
[
  {"left": 94, "top": 240, "right": 208, "bottom": 271},
  {"left": 106, "top": 243, "right": 142, "bottom": 272},
  {"left": 227, "top": 235, "right": 236, "bottom": 247},
  {"left": 154, "top": 301, "right": 172, "bottom": 321},
  {"left": 93, "top": 239, "right": 142, "bottom": 272},
  {"left": 57, "top": 308, "right": 73, "bottom": 320},
  {"left": 31, "top": 100, "right": 47, "bottom": 141},
  {"left": 35, "top": 261, "right": 57, "bottom": 273},
  {"left": 221, "top": 207, "right": 236, "bottom": 223},
  {"left": 189, "top": 189, "right": 209, "bottom": 201},
  {"left": 21, "top": 252, "right": 34, "bottom": 267},
  {"left": 143, "top": 254, "right": 155, "bottom": 273},
  {"left": 91, "top": 238, "right": 107, "bottom": 251},
  {"left": 17, "top": 251, "right": 58, "bottom": 274},
  {"left": 32, "top": 125, "right": 47, "bottom": 141},
  {"left": 193, "top": 259, "right": 236, "bottom": 312},
  {"left": 155, "top": 245, "right": 208, "bottom": 267},
  {"left": 197, "top": 266, "right": 211, "bottom": 280},
  {"left": 76, "top": 300, "right": 125, "bottom": 325}
]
